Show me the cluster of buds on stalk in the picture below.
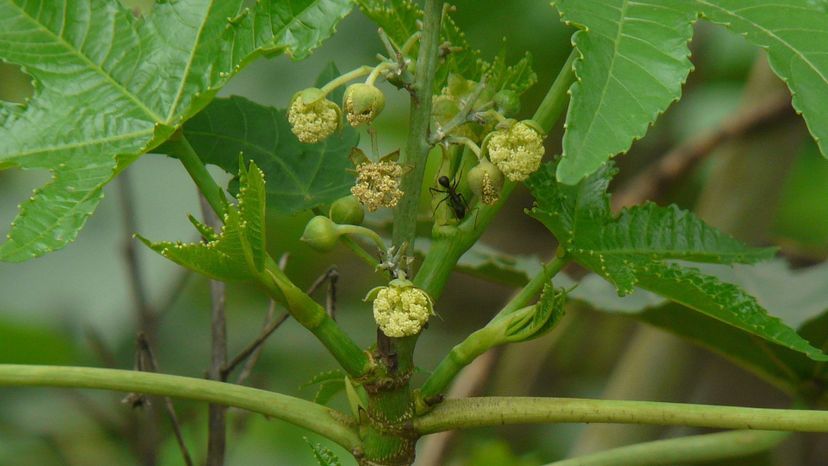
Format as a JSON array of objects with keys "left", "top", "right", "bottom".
[{"left": 287, "top": 65, "right": 388, "bottom": 144}]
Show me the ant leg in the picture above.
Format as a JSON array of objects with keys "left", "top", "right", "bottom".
[
  {"left": 458, "top": 192, "right": 471, "bottom": 210},
  {"left": 429, "top": 186, "right": 447, "bottom": 195}
]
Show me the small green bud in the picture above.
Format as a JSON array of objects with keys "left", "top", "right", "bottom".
[
  {"left": 343, "top": 83, "right": 385, "bottom": 127},
  {"left": 468, "top": 159, "right": 504, "bottom": 205},
  {"left": 494, "top": 89, "right": 520, "bottom": 115},
  {"left": 287, "top": 88, "right": 341, "bottom": 144},
  {"left": 329, "top": 195, "right": 365, "bottom": 225},
  {"left": 300, "top": 215, "right": 340, "bottom": 252}
]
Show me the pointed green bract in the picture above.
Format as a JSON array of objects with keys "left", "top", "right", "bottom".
[
  {"left": 527, "top": 162, "right": 828, "bottom": 361},
  {"left": 139, "top": 162, "right": 268, "bottom": 281},
  {"left": 553, "top": 0, "right": 697, "bottom": 184},
  {"left": 0, "top": 0, "right": 353, "bottom": 261},
  {"left": 696, "top": 0, "right": 828, "bottom": 160}
]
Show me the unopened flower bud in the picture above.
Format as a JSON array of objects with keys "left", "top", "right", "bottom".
[
  {"left": 365, "top": 279, "right": 434, "bottom": 337},
  {"left": 486, "top": 120, "right": 545, "bottom": 181},
  {"left": 343, "top": 83, "right": 385, "bottom": 127},
  {"left": 350, "top": 161, "right": 404, "bottom": 212},
  {"left": 329, "top": 195, "right": 365, "bottom": 225},
  {"left": 287, "top": 88, "right": 341, "bottom": 144},
  {"left": 300, "top": 215, "right": 340, "bottom": 252},
  {"left": 494, "top": 90, "right": 520, "bottom": 115},
  {"left": 468, "top": 159, "right": 504, "bottom": 205}
]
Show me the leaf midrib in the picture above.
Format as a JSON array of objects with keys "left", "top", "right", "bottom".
[
  {"left": 566, "top": 0, "right": 630, "bottom": 156},
  {"left": 9, "top": 1, "right": 165, "bottom": 124}
]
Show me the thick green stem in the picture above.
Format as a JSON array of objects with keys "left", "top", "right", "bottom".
[
  {"left": 419, "top": 255, "right": 568, "bottom": 398},
  {"left": 545, "top": 430, "right": 788, "bottom": 466},
  {"left": 415, "top": 397, "right": 828, "bottom": 434},
  {"left": 392, "top": 0, "right": 444, "bottom": 249},
  {"left": 414, "top": 49, "right": 577, "bottom": 299},
  {"left": 0, "top": 365, "right": 359, "bottom": 450},
  {"left": 263, "top": 257, "right": 369, "bottom": 377}
]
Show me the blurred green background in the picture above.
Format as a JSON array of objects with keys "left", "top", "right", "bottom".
[{"left": 1, "top": 1, "right": 828, "bottom": 465}]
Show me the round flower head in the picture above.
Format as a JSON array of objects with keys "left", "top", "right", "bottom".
[
  {"left": 350, "top": 161, "right": 404, "bottom": 212},
  {"left": 486, "top": 120, "right": 545, "bottom": 181},
  {"left": 343, "top": 83, "right": 385, "bottom": 127},
  {"left": 287, "top": 87, "right": 341, "bottom": 144},
  {"left": 367, "top": 279, "right": 434, "bottom": 337}
]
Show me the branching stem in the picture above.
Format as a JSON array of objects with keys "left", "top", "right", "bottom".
[
  {"left": 415, "top": 397, "right": 828, "bottom": 434},
  {"left": 0, "top": 365, "right": 360, "bottom": 450}
]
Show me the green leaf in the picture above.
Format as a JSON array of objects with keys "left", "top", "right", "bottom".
[
  {"left": 0, "top": 0, "right": 352, "bottom": 261},
  {"left": 566, "top": 259, "right": 828, "bottom": 393},
  {"left": 139, "top": 161, "right": 268, "bottom": 281},
  {"left": 696, "top": 0, "right": 828, "bottom": 160},
  {"left": 527, "top": 162, "right": 828, "bottom": 361},
  {"left": 553, "top": 0, "right": 697, "bottom": 184},
  {"left": 167, "top": 94, "right": 358, "bottom": 214},
  {"left": 304, "top": 437, "right": 342, "bottom": 466},
  {"left": 301, "top": 370, "right": 346, "bottom": 405}
]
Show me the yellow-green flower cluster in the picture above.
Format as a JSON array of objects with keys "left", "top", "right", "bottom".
[
  {"left": 369, "top": 280, "right": 434, "bottom": 337},
  {"left": 487, "top": 121, "right": 545, "bottom": 181},
  {"left": 287, "top": 88, "right": 341, "bottom": 144},
  {"left": 350, "top": 161, "right": 404, "bottom": 211}
]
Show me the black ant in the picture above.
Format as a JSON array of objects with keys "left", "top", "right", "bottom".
[{"left": 429, "top": 175, "right": 469, "bottom": 220}]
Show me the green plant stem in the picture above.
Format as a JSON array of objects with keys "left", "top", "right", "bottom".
[
  {"left": 263, "top": 256, "right": 369, "bottom": 377},
  {"left": 168, "top": 136, "right": 369, "bottom": 378},
  {"left": 0, "top": 365, "right": 360, "bottom": 450},
  {"left": 320, "top": 65, "right": 373, "bottom": 94},
  {"left": 168, "top": 135, "right": 227, "bottom": 217},
  {"left": 414, "top": 49, "right": 577, "bottom": 300},
  {"left": 392, "top": 0, "right": 444, "bottom": 249},
  {"left": 545, "top": 430, "right": 787, "bottom": 466},
  {"left": 414, "top": 397, "right": 828, "bottom": 434},
  {"left": 340, "top": 235, "right": 380, "bottom": 268},
  {"left": 337, "top": 224, "right": 387, "bottom": 252},
  {"left": 419, "top": 254, "right": 568, "bottom": 398}
]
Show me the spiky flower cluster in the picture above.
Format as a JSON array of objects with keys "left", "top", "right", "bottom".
[
  {"left": 287, "top": 88, "right": 341, "bottom": 144},
  {"left": 350, "top": 161, "right": 404, "bottom": 211},
  {"left": 487, "top": 121, "right": 545, "bottom": 181},
  {"left": 368, "top": 279, "right": 434, "bottom": 337}
]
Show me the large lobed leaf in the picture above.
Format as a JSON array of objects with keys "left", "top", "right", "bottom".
[
  {"left": 0, "top": 0, "right": 353, "bottom": 261},
  {"left": 553, "top": 0, "right": 828, "bottom": 184},
  {"left": 526, "top": 162, "right": 828, "bottom": 361}
]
